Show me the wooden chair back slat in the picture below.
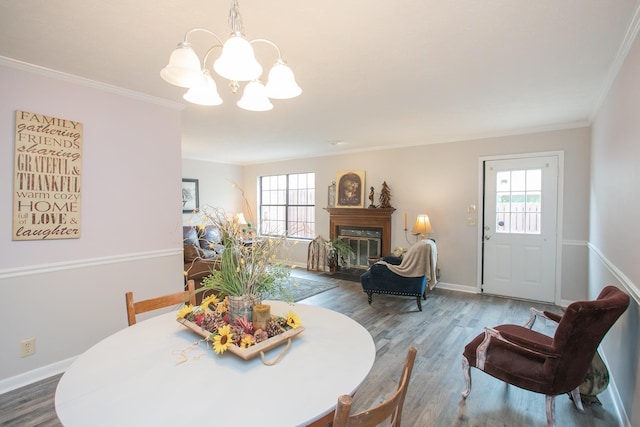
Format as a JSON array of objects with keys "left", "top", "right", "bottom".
[
  {"left": 125, "top": 280, "right": 196, "bottom": 326},
  {"left": 333, "top": 345, "right": 417, "bottom": 427}
]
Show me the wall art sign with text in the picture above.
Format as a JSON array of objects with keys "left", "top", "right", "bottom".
[{"left": 12, "top": 110, "right": 83, "bottom": 241}]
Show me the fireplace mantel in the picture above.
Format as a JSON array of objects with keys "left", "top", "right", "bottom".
[{"left": 324, "top": 207, "right": 396, "bottom": 257}]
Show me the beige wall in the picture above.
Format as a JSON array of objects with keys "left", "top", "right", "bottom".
[
  {"left": 181, "top": 158, "right": 244, "bottom": 225},
  {"left": 242, "top": 126, "right": 591, "bottom": 301},
  {"left": 590, "top": 27, "right": 640, "bottom": 426}
]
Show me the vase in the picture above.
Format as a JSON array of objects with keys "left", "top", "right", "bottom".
[
  {"left": 228, "top": 294, "right": 261, "bottom": 323},
  {"left": 327, "top": 253, "right": 337, "bottom": 274},
  {"left": 579, "top": 350, "right": 609, "bottom": 401}
]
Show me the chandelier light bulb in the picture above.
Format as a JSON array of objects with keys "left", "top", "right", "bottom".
[
  {"left": 213, "top": 34, "right": 263, "bottom": 82},
  {"left": 183, "top": 72, "right": 223, "bottom": 106},
  {"left": 265, "top": 60, "right": 302, "bottom": 99},
  {"left": 160, "top": 42, "right": 205, "bottom": 88},
  {"left": 237, "top": 80, "right": 273, "bottom": 111}
]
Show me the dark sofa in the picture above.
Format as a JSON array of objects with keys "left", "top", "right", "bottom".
[
  {"left": 360, "top": 255, "right": 427, "bottom": 311},
  {"left": 183, "top": 226, "right": 223, "bottom": 296}
]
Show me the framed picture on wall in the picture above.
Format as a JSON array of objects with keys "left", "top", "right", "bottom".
[
  {"left": 182, "top": 178, "right": 199, "bottom": 213},
  {"left": 336, "top": 171, "right": 365, "bottom": 208}
]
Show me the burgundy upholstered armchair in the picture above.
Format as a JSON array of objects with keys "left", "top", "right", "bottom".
[{"left": 461, "top": 285, "right": 629, "bottom": 427}]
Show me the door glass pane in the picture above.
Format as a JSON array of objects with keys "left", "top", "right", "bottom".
[
  {"left": 495, "top": 169, "right": 542, "bottom": 234},
  {"left": 496, "top": 171, "right": 511, "bottom": 192},
  {"left": 511, "top": 170, "right": 526, "bottom": 191},
  {"left": 526, "top": 170, "right": 541, "bottom": 191}
]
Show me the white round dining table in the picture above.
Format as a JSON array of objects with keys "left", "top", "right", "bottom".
[{"left": 55, "top": 300, "right": 376, "bottom": 427}]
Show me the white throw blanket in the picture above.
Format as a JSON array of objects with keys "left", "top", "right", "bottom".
[{"left": 377, "top": 239, "right": 438, "bottom": 290}]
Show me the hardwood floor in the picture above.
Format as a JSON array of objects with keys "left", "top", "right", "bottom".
[
  {"left": 0, "top": 271, "right": 621, "bottom": 427},
  {"left": 0, "top": 373, "right": 62, "bottom": 427}
]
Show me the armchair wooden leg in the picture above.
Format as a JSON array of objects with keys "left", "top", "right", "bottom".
[
  {"left": 461, "top": 357, "right": 472, "bottom": 399},
  {"left": 545, "top": 395, "right": 556, "bottom": 427},
  {"left": 569, "top": 387, "right": 584, "bottom": 413},
  {"left": 416, "top": 296, "right": 422, "bottom": 311},
  {"left": 366, "top": 292, "right": 373, "bottom": 305}
]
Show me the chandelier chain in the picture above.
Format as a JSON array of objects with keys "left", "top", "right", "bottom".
[{"left": 229, "top": 0, "right": 244, "bottom": 33}]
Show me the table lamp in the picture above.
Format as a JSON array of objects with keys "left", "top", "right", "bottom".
[{"left": 412, "top": 214, "right": 433, "bottom": 240}]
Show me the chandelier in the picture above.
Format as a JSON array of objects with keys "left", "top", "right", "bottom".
[{"left": 160, "top": 0, "right": 301, "bottom": 112}]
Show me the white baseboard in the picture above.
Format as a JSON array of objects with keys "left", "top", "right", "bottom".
[
  {"left": 0, "top": 356, "right": 76, "bottom": 395},
  {"left": 435, "top": 282, "right": 478, "bottom": 294},
  {"left": 599, "top": 351, "right": 630, "bottom": 427}
]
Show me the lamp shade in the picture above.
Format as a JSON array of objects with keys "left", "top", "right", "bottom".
[
  {"left": 183, "top": 72, "right": 223, "bottom": 106},
  {"left": 213, "top": 34, "right": 262, "bottom": 82},
  {"left": 234, "top": 213, "right": 247, "bottom": 225},
  {"left": 412, "top": 214, "right": 433, "bottom": 237},
  {"left": 160, "top": 43, "right": 205, "bottom": 88},
  {"left": 265, "top": 60, "right": 302, "bottom": 99},
  {"left": 237, "top": 80, "right": 273, "bottom": 111}
]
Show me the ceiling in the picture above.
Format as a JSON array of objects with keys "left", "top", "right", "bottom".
[{"left": 1, "top": 1, "right": 639, "bottom": 165}]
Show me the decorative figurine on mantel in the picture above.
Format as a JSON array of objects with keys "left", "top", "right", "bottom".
[
  {"left": 368, "top": 186, "right": 376, "bottom": 208},
  {"left": 379, "top": 181, "right": 393, "bottom": 208}
]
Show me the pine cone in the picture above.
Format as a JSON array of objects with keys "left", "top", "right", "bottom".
[
  {"left": 254, "top": 329, "right": 268, "bottom": 343},
  {"left": 229, "top": 326, "right": 244, "bottom": 345},
  {"left": 201, "top": 312, "right": 225, "bottom": 333},
  {"left": 266, "top": 320, "right": 285, "bottom": 338}
]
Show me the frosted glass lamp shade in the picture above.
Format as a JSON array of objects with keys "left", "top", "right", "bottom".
[
  {"left": 412, "top": 214, "right": 433, "bottom": 238},
  {"left": 237, "top": 81, "right": 273, "bottom": 111},
  {"left": 160, "top": 43, "right": 204, "bottom": 88},
  {"left": 213, "top": 35, "right": 263, "bottom": 81},
  {"left": 265, "top": 61, "right": 302, "bottom": 99},
  {"left": 183, "top": 73, "right": 223, "bottom": 106}
]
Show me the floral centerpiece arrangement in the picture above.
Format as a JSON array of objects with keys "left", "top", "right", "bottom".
[
  {"left": 195, "top": 203, "right": 296, "bottom": 315},
  {"left": 177, "top": 294, "right": 302, "bottom": 355},
  {"left": 181, "top": 185, "right": 302, "bottom": 359}
]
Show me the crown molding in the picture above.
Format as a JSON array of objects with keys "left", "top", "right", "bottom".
[{"left": 0, "top": 55, "right": 184, "bottom": 110}]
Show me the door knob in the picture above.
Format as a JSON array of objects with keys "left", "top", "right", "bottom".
[{"left": 484, "top": 234, "right": 491, "bottom": 241}]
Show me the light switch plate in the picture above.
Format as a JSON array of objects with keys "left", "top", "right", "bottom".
[{"left": 467, "top": 204, "right": 477, "bottom": 214}]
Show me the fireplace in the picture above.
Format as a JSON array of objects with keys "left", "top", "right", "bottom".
[
  {"left": 337, "top": 226, "right": 382, "bottom": 269},
  {"left": 325, "top": 207, "right": 396, "bottom": 280}
]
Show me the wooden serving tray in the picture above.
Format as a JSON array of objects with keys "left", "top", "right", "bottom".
[{"left": 177, "top": 318, "right": 305, "bottom": 361}]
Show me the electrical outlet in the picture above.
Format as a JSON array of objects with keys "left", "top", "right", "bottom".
[{"left": 20, "top": 338, "right": 36, "bottom": 357}]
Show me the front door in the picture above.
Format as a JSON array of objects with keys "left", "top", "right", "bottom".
[{"left": 482, "top": 156, "right": 558, "bottom": 303}]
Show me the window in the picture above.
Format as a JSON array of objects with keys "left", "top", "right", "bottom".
[
  {"left": 495, "top": 169, "right": 542, "bottom": 234},
  {"left": 259, "top": 173, "right": 315, "bottom": 239}
]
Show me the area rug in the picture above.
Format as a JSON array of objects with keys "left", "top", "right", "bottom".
[{"left": 266, "top": 277, "right": 338, "bottom": 302}]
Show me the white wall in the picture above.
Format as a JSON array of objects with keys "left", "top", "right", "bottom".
[
  {"left": 241, "top": 126, "right": 591, "bottom": 301},
  {"left": 590, "top": 29, "right": 640, "bottom": 426},
  {"left": 0, "top": 61, "right": 184, "bottom": 390},
  {"left": 181, "top": 158, "right": 244, "bottom": 225}
]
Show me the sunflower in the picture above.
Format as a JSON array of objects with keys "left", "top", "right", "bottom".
[
  {"left": 200, "top": 294, "right": 219, "bottom": 310},
  {"left": 176, "top": 304, "right": 193, "bottom": 319},
  {"left": 216, "top": 297, "right": 228, "bottom": 314},
  {"left": 285, "top": 311, "right": 302, "bottom": 329},
  {"left": 212, "top": 325, "right": 233, "bottom": 354},
  {"left": 240, "top": 334, "right": 255, "bottom": 349}
]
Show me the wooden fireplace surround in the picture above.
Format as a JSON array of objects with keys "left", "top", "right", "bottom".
[{"left": 324, "top": 208, "right": 396, "bottom": 257}]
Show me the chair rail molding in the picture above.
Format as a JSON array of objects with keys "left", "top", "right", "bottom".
[
  {"left": 0, "top": 248, "right": 182, "bottom": 280},
  {"left": 587, "top": 242, "right": 639, "bottom": 304}
]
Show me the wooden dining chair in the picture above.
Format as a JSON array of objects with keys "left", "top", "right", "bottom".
[
  {"left": 332, "top": 345, "right": 417, "bottom": 427},
  {"left": 125, "top": 280, "right": 196, "bottom": 326}
]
